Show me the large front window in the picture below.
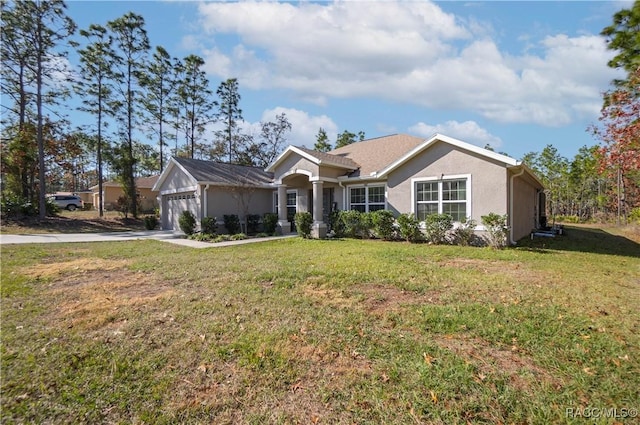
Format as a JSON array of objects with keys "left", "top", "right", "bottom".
[
  {"left": 415, "top": 177, "right": 469, "bottom": 221},
  {"left": 349, "top": 185, "right": 386, "bottom": 212}
]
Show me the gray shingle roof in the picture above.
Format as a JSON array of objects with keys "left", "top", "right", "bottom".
[
  {"left": 294, "top": 146, "right": 360, "bottom": 169},
  {"left": 174, "top": 157, "right": 274, "bottom": 186}
]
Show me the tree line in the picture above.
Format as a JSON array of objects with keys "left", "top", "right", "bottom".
[
  {"left": 1, "top": 1, "right": 294, "bottom": 218},
  {"left": 1, "top": 0, "right": 638, "bottom": 223}
]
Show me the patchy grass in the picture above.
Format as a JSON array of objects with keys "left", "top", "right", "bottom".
[
  {"left": 1, "top": 210, "right": 146, "bottom": 234},
  {"left": 1, "top": 225, "right": 638, "bottom": 424}
]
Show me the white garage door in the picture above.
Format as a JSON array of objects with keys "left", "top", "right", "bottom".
[{"left": 165, "top": 192, "right": 199, "bottom": 231}]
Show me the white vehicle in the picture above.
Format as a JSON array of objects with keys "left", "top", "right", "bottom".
[{"left": 49, "top": 195, "right": 83, "bottom": 211}]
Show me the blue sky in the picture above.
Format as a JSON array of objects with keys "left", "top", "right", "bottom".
[{"left": 64, "top": 0, "right": 631, "bottom": 161}]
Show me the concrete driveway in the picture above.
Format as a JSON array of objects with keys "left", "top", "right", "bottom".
[{"left": 0, "top": 230, "right": 296, "bottom": 248}]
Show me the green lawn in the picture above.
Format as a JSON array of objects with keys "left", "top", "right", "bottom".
[{"left": 1, "top": 226, "right": 638, "bottom": 424}]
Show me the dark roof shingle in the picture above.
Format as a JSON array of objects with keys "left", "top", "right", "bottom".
[{"left": 174, "top": 157, "right": 274, "bottom": 186}]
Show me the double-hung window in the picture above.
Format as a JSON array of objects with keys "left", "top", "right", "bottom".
[
  {"left": 414, "top": 176, "right": 469, "bottom": 222},
  {"left": 349, "top": 185, "right": 386, "bottom": 212}
]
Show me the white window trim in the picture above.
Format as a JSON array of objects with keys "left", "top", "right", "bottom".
[
  {"left": 411, "top": 174, "right": 472, "bottom": 222},
  {"left": 273, "top": 189, "right": 298, "bottom": 214},
  {"left": 347, "top": 184, "right": 387, "bottom": 212}
]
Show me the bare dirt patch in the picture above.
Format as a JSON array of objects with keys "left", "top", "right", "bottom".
[
  {"left": 24, "top": 258, "right": 131, "bottom": 280},
  {"left": 435, "top": 334, "right": 560, "bottom": 391},
  {"left": 303, "top": 283, "right": 440, "bottom": 316},
  {"left": 34, "top": 260, "right": 174, "bottom": 331},
  {"left": 354, "top": 283, "right": 441, "bottom": 315}
]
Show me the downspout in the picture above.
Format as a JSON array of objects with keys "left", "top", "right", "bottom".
[
  {"left": 203, "top": 184, "right": 210, "bottom": 219},
  {"left": 338, "top": 180, "right": 346, "bottom": 210},
  {"left": 509, "top": 166, "right": 525, "bottom": 245}
]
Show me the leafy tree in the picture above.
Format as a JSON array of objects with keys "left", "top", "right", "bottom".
[
  {"left": 522, "top": 145, "right": 569, "bottom": 220},
  {"left": 139, "top": 46, "right": 180, "bottom": 172},
  {"left": 214, "top": 78, "right": 250, "bottom": 163},
  {"left": 314, "top": 127, "right": 332, "bottom": 152},
  {"left": 108, "top": 12, "right": 150, "bottom": 218},
  {"left": 76, "top": 24, "right": 116, "bottom": 216},
  {"left": 0, "top": 0, "right": 76, "bottom": 218},
  {"left": 568, "top": 145, "right": 603, "bottom": 219},
  {"left": 592, "top": 68, "right": 640, "bottom": 222},
  {"left": 335, "top": 130, "right": 365, "bottom": 149},
  {"left": 249, "top": 113, "right": 292, "bottom": 168},
  {"left": 177, "top": 54, "right": 216, "bottom": 160},
  {"left": 593, "top": 1, "right": 640, "bottom": 222}
]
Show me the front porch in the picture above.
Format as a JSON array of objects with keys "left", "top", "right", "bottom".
[
  {"left": 267, "top": 146, "right": 359, "bottom": 239},
  {"left": 275, "top": 175, "right": 338, "bottom": 239}
]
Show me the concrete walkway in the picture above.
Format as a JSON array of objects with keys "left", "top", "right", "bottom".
[{"left": 0, "top": 230, "right": 297, "bottom": 249}]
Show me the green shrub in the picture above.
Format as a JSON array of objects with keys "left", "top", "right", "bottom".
[
  {"left": 230, "top": 233, "right": 247, "bottom": 241},
  {"left": 397, "top": 213, "right": 422, "bottom": 242},
  {"left": 256, "top": 232, "right": 269, "bottom": 238},
  {"left": 45, "top": 198, "right": 59, "bottom": 216},
  {"left": 263, "top": 213, "right": 278, "bottom": 235},
  {"left": 246, "top": 214, "right": 261, "bottom": 234},
  {"left": 223, "top": 214, "right": 241, "bottom": 234},
  {"left": 423, "top": 213, "right": 453, "bottom": 244},
  {"left": 201, "top": 216, "right": 217, "bottom": 235},
  {"left": 329, "top": 210, "right": 345, "bottom": 237},
  {"left": 451, "top": 217, "right": 477, "bottom": 246},
  {"left": 360, "top": 212, "right": 374, "bottom": 238},
  {"left": 178, "top": 210, "right": 197, "bottom": 235},
  {"left": 189, "top": 233, "right": 212, "bottom": 242},
  {"left": 340, "top": 210, "right": 364, "bottom": 238},
  {"left": 481, "top": 212, "right": 509, "bottom": 248},
  {"left": 372, "top": 209, "right": 396, "bottom": 240},
  {"left": 213, "top": 234, "right": 232, "bottom": 243},
  {"left": 629, "top": 207, "right": 640, "bottom": 224},
  {"left": 144, "top": 215, "right": 158, "bottom": 230},
  {"left": 294, "top": 211, "right": 313, "bottom": 238}
]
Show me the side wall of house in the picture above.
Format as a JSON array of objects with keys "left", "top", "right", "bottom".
[
  {"left": 386, "top": 142, "right": 508, "bottom": 221},
  {"left": 511, "top": 174, "right": 540, "bottom": 242},
  {"left": 204, "top": 186, "right": 274, "bottom": 233}
]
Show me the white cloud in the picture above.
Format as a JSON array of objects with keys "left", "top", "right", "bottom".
[
  {"left": 242, "top": 107, "right": 338, "bottom": 149},
  {"left": 408, "top": 120, "right": 503, "bottom": 148},
  {"left": 192, "top": 1, "right": 619, "bottom": 127}
]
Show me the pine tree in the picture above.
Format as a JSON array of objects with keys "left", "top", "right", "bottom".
[
  {"left": 108, "top": 12, "right": 150, "bottom": 218},
  {"left": 76, "top": 24, "right": 115, "bottom": 216},
  {"left": 177, "top": 55, "right": 216, "bottom": 159},
  {"left": 314, "top": 128, "right": 332, "bottom": 152}
]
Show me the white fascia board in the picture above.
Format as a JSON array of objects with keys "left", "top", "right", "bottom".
[
  {"left": 152, "top": 158, "right": 177, "bottom": 191},
  {"left": 266, "top": 146, "right": 321, "bottom": 172},
  {"left": 508, "top": 163, "right": 544, "bottom": 189},
  {"left": 377, "top": 133, "right": 519, "bottom": 178}
]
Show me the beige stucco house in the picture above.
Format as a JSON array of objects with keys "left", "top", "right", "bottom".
[
  {"left": 155, "top": 133, "right": 544, "bottom": 243},
  {"left": 90, "top": 176, "right": 159, "bottom": 212}
]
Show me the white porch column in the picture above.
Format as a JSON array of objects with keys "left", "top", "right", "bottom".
[
  {"left": 277, "top": 184, "right": 291, "bottom": 235},
  {"left": 311, "top": 180, "right": 327, "bottom": 239}
]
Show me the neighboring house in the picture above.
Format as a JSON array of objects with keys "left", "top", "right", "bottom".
[
  {"left": 155, "top": 134, "right": 544, "bottom": 243},
  {"left": 90, "top": 176, "right": 160, "bottom": 212}
]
